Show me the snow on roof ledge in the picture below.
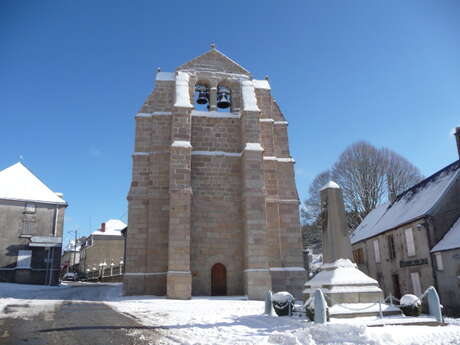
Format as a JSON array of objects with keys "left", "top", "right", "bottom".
[
  {"left": 241, "top": 80, "right": 260, "bottom": 112},
  {"left": 320, "top": 181, "right": 340, "bottom": 191},
  {"left": 252, "top": 79, "right": 271, "bottom": 90},
  {"left": 174, "top": 72, "right": 193, "bottom": 108},
  {"left": 171, "top": 140, "right": 192, "bottom": 148},
  {"left": 432, "top": 216, "right": 460, "bottom": 252},
  {"left": 305, "top": 259, "right": 379, "bottom": 287},
  {"left": 244, "top": 143, "right": 264, "bottom": 152},
  {"left": 156, "top": 72, "right": 175, "bottom": 81}
]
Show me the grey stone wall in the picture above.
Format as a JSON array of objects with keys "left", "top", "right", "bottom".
[
  {"left": 352, "top": 219, "right": 435, "bottom": 298},
  {"left": 0, "top": 199, "right": 65, "bottom": 285},
  {"left": 435, "top": 248, "right": 460, "bottom": 315}
]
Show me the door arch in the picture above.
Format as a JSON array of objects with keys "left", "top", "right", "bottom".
[{"left": 211, "top": 263, "right": 227, "bottom": 296}]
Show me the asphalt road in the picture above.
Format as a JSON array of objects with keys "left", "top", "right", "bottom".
[{"left": 0, "top": 283, "right": 161, "bottom": 345}]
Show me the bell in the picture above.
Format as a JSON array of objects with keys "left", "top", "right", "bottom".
[
  {"left": 217, "top": 86, "right": 231, "bottom": 109},
  {"left": 195, "top": 85, "right": 209, "bottom": 105},
  {"left": 196, "top": 90, "right": 209, "bottom": 105}
]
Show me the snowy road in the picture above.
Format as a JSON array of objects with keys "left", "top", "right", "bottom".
[{"left": 0, "top": 282, "right": 160, "bottom": 345}]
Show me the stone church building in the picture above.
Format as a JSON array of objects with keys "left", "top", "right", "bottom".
[{"left": 124, "top": 47, "right": 305, "bottom": 299}]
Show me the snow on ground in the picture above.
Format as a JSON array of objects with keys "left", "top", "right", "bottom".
[
  {"left": 0, "top": 283, "right": 71, "bottom": 319},
  {"left": 105, "top": 287, "right": 460, "bottom": 345},
  {"left": 2, "top": 282, "right": 460, "bottom": 345}
]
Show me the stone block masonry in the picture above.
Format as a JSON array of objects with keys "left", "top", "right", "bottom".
[{"left": 124, "top": 48, "right": 306, "bottom": 299}]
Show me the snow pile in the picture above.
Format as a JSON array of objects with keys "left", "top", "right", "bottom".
[
  {"left": 0, "top": 162, "right": 66, "bottom": 204},
  {"left": 272, "top": 292, "right": 294, "bottom": 304},
  {"left": 306, "top": 259, "right": 378, "bottom": 288},
  {"left": 309, "top": 254, "right": 323, "bottom": 274},
  {"left": 320, "top": 181, "right": 340, "bottom": 191},
  {"left": 432, "top": 216, "right": 460, "bottom": 252},
  {"left": 400, "top": 294, "right": 421, "bottom": 306},
  {"left": 106, "top": 291, "right": 460, "bottom": 345}
]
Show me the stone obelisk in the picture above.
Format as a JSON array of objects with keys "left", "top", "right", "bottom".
[
  {"left": 319, "top": 181, "right": 352, "bottom": 263},
  {"left": 304, "top": 181, "right": 383, "bottom": 311}
]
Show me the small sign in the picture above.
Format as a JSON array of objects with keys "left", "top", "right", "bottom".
[
  {"left": 400, "top": 258, "right": 428, "bottom": 267},
  {"left": 31, "top": 236, "right": 62, "bottom": 244},
  {"left": 452, "top": 254, "right": 460, "bottom": 260}
]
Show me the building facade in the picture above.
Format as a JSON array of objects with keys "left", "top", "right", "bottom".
[
  {"left": 351, "top": 128, "right": 460, "bottom": 314},
  {"left": 79, "top": 219, "right": 126, "bottom": 281},
  {"left": 0, "top": 162, "right": 67, "bottom": 285},
  {"left": 125, "top": 47, "right": 305, "bottom": 299}
]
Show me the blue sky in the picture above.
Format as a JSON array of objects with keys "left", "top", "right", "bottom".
[{"left": 1, "top": 1, "right": 459, "bottom": 246}]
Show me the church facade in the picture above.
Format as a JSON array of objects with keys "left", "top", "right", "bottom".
[{"left": 124, "top": 47, "right": 305, "bottom": 299}]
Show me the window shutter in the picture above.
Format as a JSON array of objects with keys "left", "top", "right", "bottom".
[
  {"left": 17, "top": 250, "right": 32, "bottom": 268},
  {"left": 410, "top": 272, "right": 422, "bottom": 296},
  {"left": 435, "top": 253, "right": 444, "bottom": 271},
  {"left": 405, "top": 228, "right": 416, "bottom": 257},
  {"left": 373, "top": 239, "right": 381, "bottom": 263}
]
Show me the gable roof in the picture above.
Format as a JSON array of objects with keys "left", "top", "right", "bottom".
[
  {"left": 176, "top": 48, "right": 251, "bottom": 76},
  {"left": 351, "top": 160, "right": 460, "bottom": 244},
  {"left": 0, "top": 162, "right": 67, "bottom": 205},
  {"left": 431, "top": 216, "right": 460, "bottom": 252},
  {"left": 91, "top": 219, "right": 127, "bottom": 236}
]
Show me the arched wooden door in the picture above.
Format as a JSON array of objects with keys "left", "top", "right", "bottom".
[{"left": 211, "top": 263, "right": 227, "bottom": 296}]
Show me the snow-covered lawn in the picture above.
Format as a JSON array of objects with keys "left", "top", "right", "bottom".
[{"left": 107, "top": 292, "right": 460, "bottom": 345}]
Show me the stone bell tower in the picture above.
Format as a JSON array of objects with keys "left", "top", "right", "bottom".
[{"left": 124, "top": 46, "right": 306, "bottom": 299}]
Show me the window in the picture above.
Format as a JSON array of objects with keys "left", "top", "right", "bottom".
[
  {"left": 25, "top": 203, "right": 36, "bottom": 213},
  {"left": 22, "top": 221, "right": 34, "bottom": 235},
  {"left": 16, "top": 250, "right": 32, "bottom": 268},
  {"left": 405, "top": 228, "right": 416, "bottom": 257},
  {"left": 387, "top": 234, "right": 396, "bottom": 260},
  {"left": 373, "top": 239, "right": 381, "bottom": 263},
  {"left": 410, "top": 272, "right": 422, "bottom": 296},
  {"left": 435, "top": 253, "right": 444, "bottom": 271},
  {"left": 353, "top": 248, "right": 364, "bottom": 264}
]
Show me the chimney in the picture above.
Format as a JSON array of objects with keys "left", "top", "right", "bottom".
[
  {"left": 455, "top": 127, "right": 460, "bottom": 159},
  {"left": 101, "top": 222, "right": 106, "bottom": 232}
]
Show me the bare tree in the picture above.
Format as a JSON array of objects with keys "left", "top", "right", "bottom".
[
  {"left": 302, "top": 170, "right": 330, "bottom": 224},
  {"left": 303, "top": 141, "right": 423, "bottom": 230},
  {"left": 332, "top": 141, "right": 386, "bottom": 227},
  {"left": 381, "top": 148, "right": 423, "bottom": 202}
]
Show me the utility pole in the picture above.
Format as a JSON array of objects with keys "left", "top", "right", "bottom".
[
  {"left": 71, "top": 229, "right": 78, "bottom": 273},
  {"left": 74, "top": 228, "right": 78, "bottom": 272}
]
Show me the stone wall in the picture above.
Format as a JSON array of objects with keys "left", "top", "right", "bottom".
[
  {"left": 125, "top": 50, "right": 306, "bottom": 298},
  {"left": 0, "top": 199, "right": 65, "bottom": 285}
]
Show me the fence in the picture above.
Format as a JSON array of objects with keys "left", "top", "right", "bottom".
[
  {"left": 85, "top": 265, "right": 124, "bottom": 281},
  {"left": 264, "top": 286, "right": 443, "bottom": 324}
]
